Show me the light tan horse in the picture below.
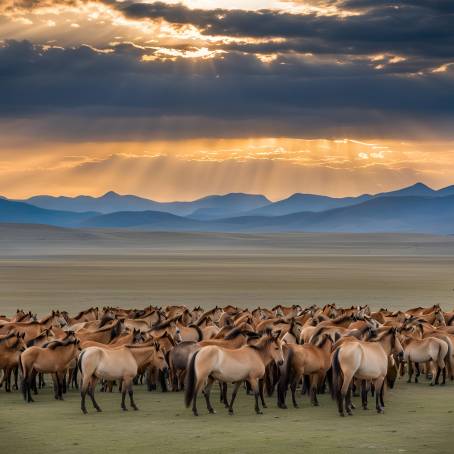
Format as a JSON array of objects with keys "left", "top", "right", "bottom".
[
  {"left": 78, "top": 342, "right": 168, "bottom": 413},
  {"left": 184, "top": 331, "right": 284, "bottom": 416},
  {"left": 20, "top": 333, "right": 80, "bottom": 402},
  {"left": 331, "top": 328, "right": 404, "bottom": 416},
  {"left": 402, "top": 336, "right": 449, "bottom": 385}
]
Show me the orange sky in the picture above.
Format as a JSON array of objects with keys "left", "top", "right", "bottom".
[{"left": 1, "top": 137, "right": 454, "bottom": 200}]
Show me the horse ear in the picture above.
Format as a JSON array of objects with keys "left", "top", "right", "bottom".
[
  {"left": 272, "top": 330, "right": 281, "bottom": 340},
  {"left": 154, "top": 341, "right": 160, "bottom": 351}
]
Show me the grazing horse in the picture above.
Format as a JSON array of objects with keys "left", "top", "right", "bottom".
[
  {"left": 331, "top": 328, "right": 404, "bottom": 416},
  {"left": 20, "top": 333, "right": 80, "bottom": 402},
  {"left": 184, "top": 331, "right": 284, "bottom": 416},
  {"left": 78, "top": 342, "right": 168, "bottom": 413}
]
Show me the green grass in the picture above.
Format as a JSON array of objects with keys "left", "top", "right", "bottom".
[{"left": 1, "top": 378, "right": 454, "bottom": 453}]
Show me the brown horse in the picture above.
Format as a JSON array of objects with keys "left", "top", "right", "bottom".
[
  {"left": 184, "top": 331, "right": 284, "bottom": 416},
  {"left": 20, "top": 332, "right": 80, "bottom": 402},
  {"left": 0, "top": 332, "right": 27, "bottom": 392},
  {"left": 277, "top": 334, "right": 332, "bottom": 409},
  {"left": 78, "top": 342, "right": 168, "bottom": 413}
]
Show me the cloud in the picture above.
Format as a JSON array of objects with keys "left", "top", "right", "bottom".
[{"left": 0, "top": 39, "right": 453, "bottom": 141}]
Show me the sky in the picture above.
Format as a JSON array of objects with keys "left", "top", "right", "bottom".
[{"left": 1, "top": 0, "right": 454, "bottom": 201}]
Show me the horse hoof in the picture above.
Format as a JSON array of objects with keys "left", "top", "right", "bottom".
[
  {"left": 256, "top": 410, "right": 263, "bottom": 415},
  {"left": 122, "top": 407, "right": 128, "bottom": 411},
  {"left": 209, "top": 409, "right": 216, "bottom": 414},
  {"left": 293, "top": 404, "right": 299, "bottom": 408},
  {"left": 313, "top": 402, "right": 319, "bottom": 407},
  {"left": 132, "top": 406, "right": 139, "bottom": 411},
  {"left": 339, "top": 413, "right": 345, "bottom": 417},
  {"left": 96, "top": 408, "right": 102, "bottom": 412},
  {"left": 82, "top": 409, "right": 88, "bottom": 414}
]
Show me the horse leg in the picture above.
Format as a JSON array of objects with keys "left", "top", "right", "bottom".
[
  {"left": 13, "top": 366, "right": 19, "bottom": 390},
  {"left": 339, "top": 371, "right": 353, "bottom": 417},
  {"left": 290, "top": 377, "right": 298, "bottom": 408},
  {"left": 80, "top": 376, "right": 90, "bottom": 414},
  {"left": 374, "top": 377, "right": 385, "bottom": 413},
  {"left": 430, "top": 361, "right": 437, "bottom": 386},
  {"left": 121, "top": 379, "right": 128, "bottom": 411},
  {"left": 435, "top": 367, "right": 441, "bottom": 385},
  {"left": 361, "top": 380, "right": 368, "bottom": 410},
  {"left": 88, "top": 378, "right": 102, "bottom": 412},
  {"left": 4, "top": 367, "right": 11, "bottom": 392},
  {"left": 379, "top": 381, "right": 385, "bottom": 408},
  {"left": 259, "top": 379, "right": 267, "bottom": 408},
  {"left": 202, "top": 377, "right": 215, "bottom": 414},
  {"left": 127, "top": 380, "right": 138, "bottom": 411},
  {"left": 346, "top": 384, "right": 354, "bottom": 415},
  {"left": 407, "top": 362, "right": 413, "bottom": 383},
  {"left": 28, "top": 371, "right": 37, "bottom": 402},
  {"left": 311, "top": 375, "right": 319, "bottom": 406},
  {"left": 228, "top": 381, "right": 242, "bottom": 415},
  {"left": 249, "top": 378, "right": 262, "bottom": 415}
]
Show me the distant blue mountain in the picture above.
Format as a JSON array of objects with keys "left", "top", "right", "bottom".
[
  {"left": 0, "top": 198, "right": 97, "bottom": 226},
  {"left": 246, "top": 193, "right": 372, "bottom": 216},
  {"left": 1, "top": 182, "right": 454, "bottom": 233},
  {"left": 21, "top": 192, "right": 270, "bottom": 219}
]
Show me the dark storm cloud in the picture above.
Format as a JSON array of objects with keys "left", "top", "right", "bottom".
[
  {"left": 111, "top": 0, "right": 454, "bottom": 59},
  {"left": 1, "top": 0, "right": 454, "bottom": 139},
  {"left": 0, "top": 39, "right": 453, "bottom": 139}
]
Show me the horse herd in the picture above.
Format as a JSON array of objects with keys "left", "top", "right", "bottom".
[{"left": 0, "top": 303, "right": 453, "bottom": 417}]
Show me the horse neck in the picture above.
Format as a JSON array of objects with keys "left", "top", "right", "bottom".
[
  {"left": 377, "top": 333, "right": 393, "bottom": 355},
  {"left": 56, "top": 344, "right": 78, "bottom": 363},
  {"left": 251, "top": 342, "right": 274, "bottom": 366},
  {"left": 128, "top": 346, "right": 155, "bottom": 367}
]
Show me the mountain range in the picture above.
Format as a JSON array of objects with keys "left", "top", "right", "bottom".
[{"left": 0, "top": 182, "right": 453, "bottom": 234}]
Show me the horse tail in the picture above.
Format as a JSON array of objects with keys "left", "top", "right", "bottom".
[
  {"left": 330, "top": 347, "right": 342, "bottom": 400},
  {"left": 277, "top": 346, "right": 293, "bottom": 407},
  {"left": 78, "top": 349, "right": 86, "bottom": 379},
  {"left": 184, "top": 350, "right": 200, "bottom": 408}
]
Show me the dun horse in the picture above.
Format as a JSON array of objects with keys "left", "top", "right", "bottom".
[{"left": 184, "top": 331, "right": 284, "bottom": 416}]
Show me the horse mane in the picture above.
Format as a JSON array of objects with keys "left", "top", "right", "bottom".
[
  {"left": 99, "top": 313, "right": 115, "bottom": 328},
  {"left": 109, "top": 319, "right": 123, "bottom": 342},
  {"left": 43, "top": 338, "right": 76, "bottom": 349},
  {"left": 331, "top": 314, "right": 354, "bottom": 325},
  {"left": 0, "top": 332, "right": 15, "bottom": 345},
  {"left": 223, "top": 326, "right": 244, "bottom": 340},
  {"left": 314, "top": 333, "right": 331, "bottom": 348},
  {"left": 26, "top": 330, "right": 49, "bottom": 347},
  {"left": 150, "top": 315, "right": 180, "bottom": 331},
  {"left": 188, "top": 324, "right": 203, "bottom": 341},
  {"left": 16, "top": 312, "right": 31, "bottom": 322},
  {"left": 194, "top": 312, "right": 211, "bottom": 326}
]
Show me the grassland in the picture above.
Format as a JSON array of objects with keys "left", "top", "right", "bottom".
[
  {"left": 1, "top": 379, "right": 454, "bottom": 454},
  {"left": 1, "top": 225, "right": 454, "bottom": 452}
]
